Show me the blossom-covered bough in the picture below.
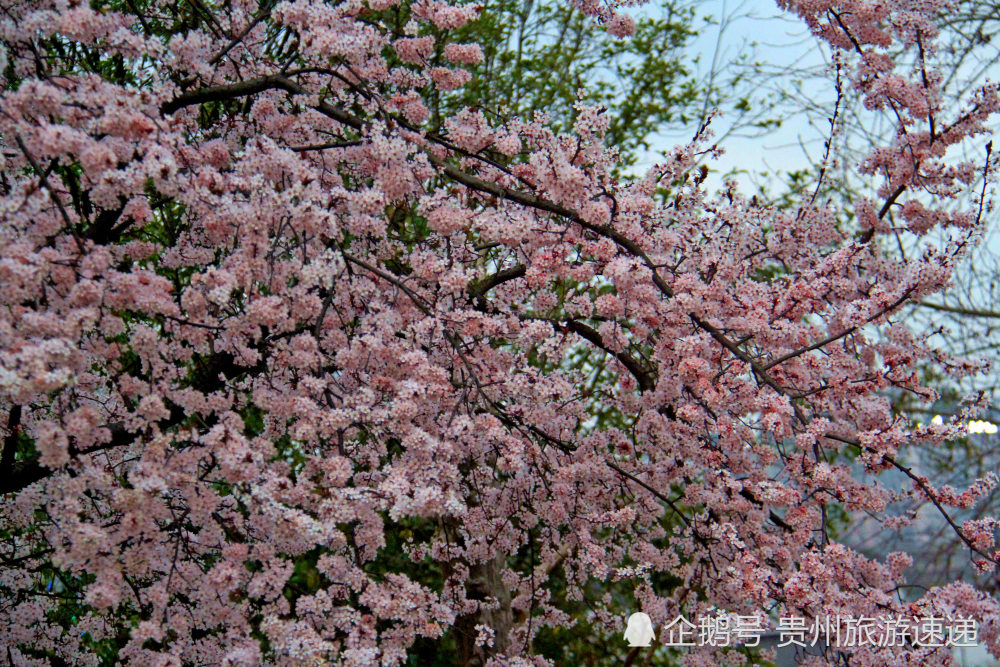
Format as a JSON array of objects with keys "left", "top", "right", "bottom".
[{"left": 1, "top": 0, "right": 999, "bottom": 664}]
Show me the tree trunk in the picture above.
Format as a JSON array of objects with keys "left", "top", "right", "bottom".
[{"left": 455, "top": 553, "right": 514, "bottom": 665}]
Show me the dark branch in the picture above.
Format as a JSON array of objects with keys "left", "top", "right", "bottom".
[{"left": 562, "top": 320, "right": 656, "bottom": 392}]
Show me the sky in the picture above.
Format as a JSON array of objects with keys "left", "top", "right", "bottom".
[
  {"left": 681, "top": 0, "right": 1000, "bottom": 233},
  {"left": 633, "top": 0, "right": 833, "bottom": 188}
]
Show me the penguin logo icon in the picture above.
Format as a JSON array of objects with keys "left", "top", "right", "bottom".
[{"left": 623, "top": 612, "right": 655, "bottom": 647}]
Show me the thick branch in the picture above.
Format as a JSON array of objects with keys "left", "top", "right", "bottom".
[
  {"left": 431, "top": 158, "right": 677, "bottom": 299},
  {"left": 562, "top": 320, "right": 656, "bottom": 392},
  {"left": 468, "top": 265, "right": 526, "bottom": 299},
  {"left": 1, "top": 405, "right": 21, "bottom": 478},
  {"left": 161, "top": 75, "right": 362, "bottom": 132}
]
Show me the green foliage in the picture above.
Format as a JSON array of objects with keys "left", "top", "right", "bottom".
[{"left": 444, "top": 0, "right": 701, "bottom": 168}]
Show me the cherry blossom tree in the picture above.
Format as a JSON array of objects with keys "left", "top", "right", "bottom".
[{"left": 1, "top": 0, "right": 999, "bottom": 665}]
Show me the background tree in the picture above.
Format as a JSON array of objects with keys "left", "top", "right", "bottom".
[
  {"left": 1, "top": 0, "right": 1000, "bottom": 666},
  {"left": 447, "top": 0, "right": 702, "bottom": 170}
]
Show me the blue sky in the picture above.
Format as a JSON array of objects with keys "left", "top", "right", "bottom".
[{"left": 633, "top": 0, "right": 832, "bottom": 189}]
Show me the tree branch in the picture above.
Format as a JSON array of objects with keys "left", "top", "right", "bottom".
[
  {"left": 561, "top": 320, "right": 656, "bottom": 392},
  {"left": 920, "top": 300, "right": 1000, "bottom": 319}
]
